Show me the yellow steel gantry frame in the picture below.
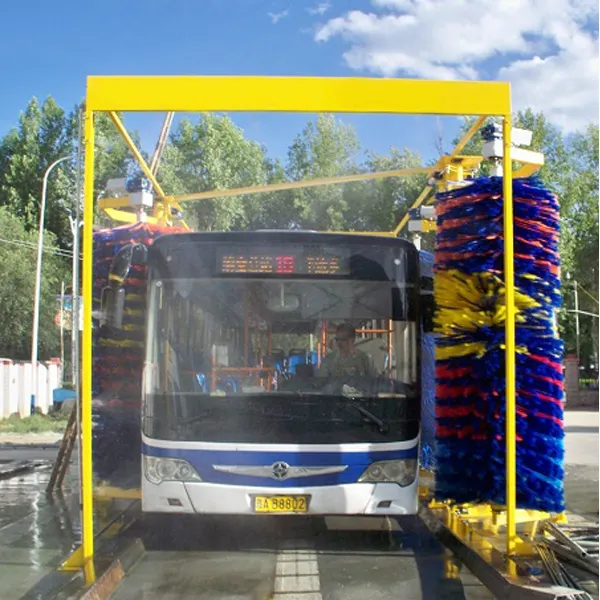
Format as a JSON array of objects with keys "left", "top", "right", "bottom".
[
  {"left": 97, "top": 110, "right": 542, "bottom": 232},
  {"left": 80, "top": 75, "right": 517, "bottom": 585}
]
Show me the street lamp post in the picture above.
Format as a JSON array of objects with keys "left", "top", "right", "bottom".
[
  {"left": 31, "top": 155, "right": 71, "bottom": 414},
  {"left": 573, "top": 278, "right": 581, "bottom": 361}
]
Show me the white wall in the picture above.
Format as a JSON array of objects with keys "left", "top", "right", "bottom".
[{"left": 0, "top": 359, "right": 63, "bottom": 418}]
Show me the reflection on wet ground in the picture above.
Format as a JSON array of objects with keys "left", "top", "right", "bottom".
[{"left": 0, "top": 466, "right": 81, "bottom": 599}]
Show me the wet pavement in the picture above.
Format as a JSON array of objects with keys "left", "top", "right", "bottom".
[
  {"left": 0, "top": 433, "right": 61, "bottom": 464},
  {"left": 0, "top": 467, "right": 81, "bottom": 599}
]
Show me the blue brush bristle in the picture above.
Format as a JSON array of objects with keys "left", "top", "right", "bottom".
[{"left": 433, "top": 176, "right": 565, "bottom": 513}]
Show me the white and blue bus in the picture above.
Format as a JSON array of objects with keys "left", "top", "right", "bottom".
[{"left": 134, "top": 231, "right": 430, "bottom": 516}]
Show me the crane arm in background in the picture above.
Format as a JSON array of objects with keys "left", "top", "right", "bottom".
[{"left": 149, "top": 112, "right": 174, "bottom": 176}]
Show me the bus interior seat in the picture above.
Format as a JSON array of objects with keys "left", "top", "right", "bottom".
[{"left": 288, "top": 354, "right": 305, "bottom": 374}]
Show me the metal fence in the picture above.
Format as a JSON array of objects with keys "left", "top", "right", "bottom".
[{"left": 0, "top": 359, "right": 63, "bottom": 418}]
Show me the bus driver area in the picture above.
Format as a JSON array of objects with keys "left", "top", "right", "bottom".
[{"left": 140, "top": 232, "right": 421, "bottom": 518}]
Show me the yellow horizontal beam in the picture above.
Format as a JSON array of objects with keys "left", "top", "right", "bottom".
[
  {"left": 514, "top": 163, "right": 542, "bottom": 178},
  {"left": 175, "top": 167, "right": 433, "bottom": 203},
  {"left": 99, "top": 196, "right": 136, "bottom": 210},
  {"left": 103, "top": 208, "right": 158, "bottom": 224},
  {"left": 94, "top": 486, "right": 141, "bottom": 500},
  {"left": 87, "top": 76, "right": 511, "bottom": 116}
]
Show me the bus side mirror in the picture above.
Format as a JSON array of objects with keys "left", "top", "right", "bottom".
[
  {"left": 100, "top": 242, "right": 148, "bottom": 330},
  {"left": 100, "top": 286, "right": 126, "bottom": 329},
  {"left": 421, "top": 293, "right": 434, "bottom": 333}
]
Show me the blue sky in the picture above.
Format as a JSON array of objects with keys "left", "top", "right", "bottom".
[
  {"left": 1, "top": 0, "right": 597, "bottom": 164},
  {"left": 0, "top": 0, "right": 466, "bottom": 164}
]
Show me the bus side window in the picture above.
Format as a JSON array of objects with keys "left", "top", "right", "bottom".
[
  {"left": 421, "top": 293, "right": 434, "bottom": 333},
  {"left": 420, "top": 275, "right": 434, "bottom": 334}
]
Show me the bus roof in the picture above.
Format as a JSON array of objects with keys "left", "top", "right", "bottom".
[{"left": 150, "top": 230, "right": 417, "bottom": 252}]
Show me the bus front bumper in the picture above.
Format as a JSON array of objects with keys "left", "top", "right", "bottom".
[{"left": 141, "top": 480, "right": 419, "bottom": 516}]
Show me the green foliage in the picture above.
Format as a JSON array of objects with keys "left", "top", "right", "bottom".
[
  {"left": 559, "top": 125, "right": 599, "bottom": 363},
  {"left": 155, "top": 112, "right": 429, "bottom": 233},
  {"left": 0, "top": 207, "right": 67, "bottom": 360},
  {"left": 349, "top": 148, "right": 428, "bottom": 231},
  {"left": 0, "top": 99, "right": 142, "bottom": 248},
  {"left": 158, "top": 114, "right": 268, "bottom": 231},
  {"left": 0, "top": 98, "right": 73, "bottom": 248},
  {"left": 0, "top": 413, "right": 68, "bottom": 433},
  {"left": 286, "top": 114, "right": 360, "bottom": 230}
]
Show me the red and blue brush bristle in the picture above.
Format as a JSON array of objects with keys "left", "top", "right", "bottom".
[
  {"left": 433, "top": 176, "right": 565, "bottom": 513},
  {"left": 92, "top": 222, "right": 185, "bottom": 486}
]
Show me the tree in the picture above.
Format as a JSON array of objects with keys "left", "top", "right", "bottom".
[
  {"left": 0, "top": 97, "right": 73, "bottom": 248},
  {"left": 286, "top": 114, "right": 360, "bottom": 230},
  {"left": 0, "top": 98, "right": 138, "bottom": 246},
  {"left": 244, "top": 156, "right": 295, "bottom": 230},
  {"left": 158, "top": 114, "right": 269, "bottom": 231},
  {"left": 559, "top": 124, "right": 599, "bottom": 365},
  {"left": 0, "top": 208, "right": 67, "bottom": 360},
  {"left": 347, "top": 148, "right": 428, "bottom": 232}
]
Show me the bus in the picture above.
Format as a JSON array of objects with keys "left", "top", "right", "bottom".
[{"left": 101, "top": 230, "right": 432, "bottom": 516}]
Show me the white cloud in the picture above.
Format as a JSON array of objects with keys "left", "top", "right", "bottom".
[
  {"left": 308, "top": 2, "right": 331, "bottom": 15},
  {"left": 498, "top": 40, "right": 599, "bottom": 132},
  {"left": 268, "top": 9, "right": 289, "bottom": 24},
  {"left": 314, "top": 0, "right": 599, "bottom": 130}
]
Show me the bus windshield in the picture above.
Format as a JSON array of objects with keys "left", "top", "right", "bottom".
[{"left": 142, "top": 240, "right": 421, "bottom": 445}]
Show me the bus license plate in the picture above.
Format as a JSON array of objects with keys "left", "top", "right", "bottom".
[{"left": 253, "top": 495, "right": 308, "bottom": 513}]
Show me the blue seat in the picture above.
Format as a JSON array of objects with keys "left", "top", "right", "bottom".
[{"left": 288, "top": 355, "right": 305, "bottom": 375}]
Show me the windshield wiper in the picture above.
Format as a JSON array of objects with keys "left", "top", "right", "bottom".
[
  {"left": 280, "top": 391, "right": 390, "bottom": 434},
  {"left": 336, "top": 395, "right": 390, "bottom": 434}
]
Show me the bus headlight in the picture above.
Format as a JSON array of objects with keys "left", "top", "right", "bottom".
[
  {"left": 144, "top": 456, "right": 202, "bottom": 485},
  {"left": 358, "top": 459, "right": 417, "bottom": 487}
]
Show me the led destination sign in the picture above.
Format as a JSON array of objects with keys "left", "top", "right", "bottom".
[{"left": 217, "top": 247, "right": 349, "bottom": 275}]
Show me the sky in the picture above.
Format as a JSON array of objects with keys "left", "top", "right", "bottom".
[{"left": 0, "top": 0, "right": 598, "bottom": 164}]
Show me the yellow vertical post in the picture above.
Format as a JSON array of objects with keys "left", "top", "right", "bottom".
[
  {"left": 502, "top": 114, "right": 516, "bottom": 556},
  {"left": 81, "top": 108, "right": 96, "bottom": 584}
]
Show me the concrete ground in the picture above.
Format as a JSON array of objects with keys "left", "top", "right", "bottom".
[{"left": 563, "top": 410, "right": 599, "bottom": 521}]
